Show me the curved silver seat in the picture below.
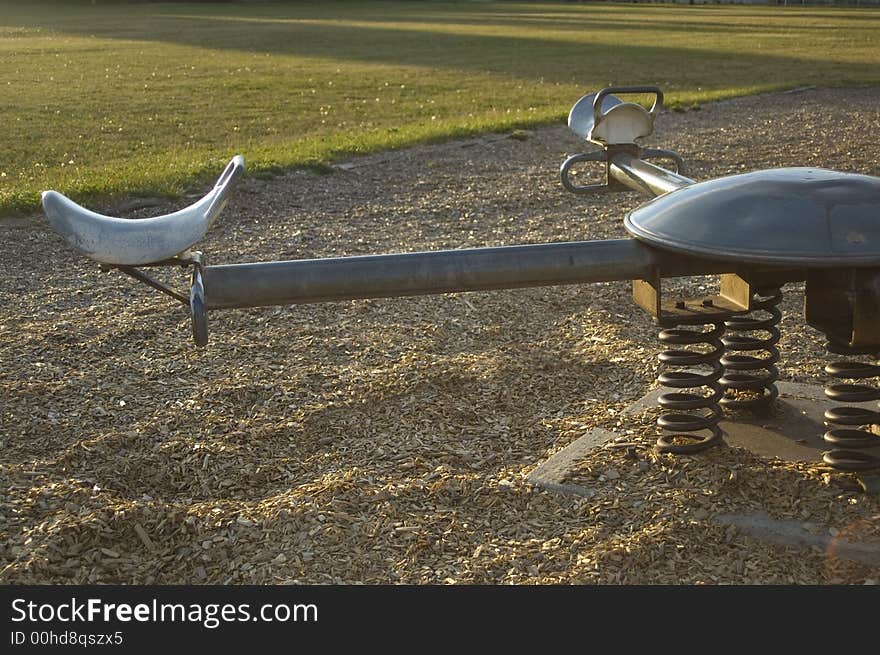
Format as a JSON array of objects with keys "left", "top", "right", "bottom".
[
  {"left": 568, "top": 86, "right": 662, "bottom": 145},
  {"left": 42, "top": 155, "right": 245, "bottom": 266}
]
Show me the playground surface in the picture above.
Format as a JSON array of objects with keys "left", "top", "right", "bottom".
[{"left": 2, "top": 87, "right": 880, "bottom": 584}]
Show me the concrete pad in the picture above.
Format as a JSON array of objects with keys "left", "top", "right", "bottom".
[
  {"left": 526, "top": 429, "right": 612, "bottom": 497},
  {"left": 714, "top": 512, "right": 880, "bottom": 566},
  {"left": 625, "top": 380, "right": 867, "bottom": 464},
  {"left": 529, "top": 381, "right": 880, "bottom": 496}
]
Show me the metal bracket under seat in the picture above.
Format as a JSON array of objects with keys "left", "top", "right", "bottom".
[
  {"left": 41, "top": 155, "right": 245, "bottom": 266},
  {"left": 99, "top": 250, "right": 209, "bottom": 346}
]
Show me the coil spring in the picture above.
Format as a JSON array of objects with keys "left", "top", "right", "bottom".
[
  {"left": 823, "top": 341, "right": 880, "bottom": 471},
  {"left": 720, "top": 288, "right": 782, "bottom": 413},
  {"left": 655, "top": 321, "right": 725, "bottom": 454}
]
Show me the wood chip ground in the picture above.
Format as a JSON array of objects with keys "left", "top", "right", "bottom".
[{"left": 2, "top": 87, "right": 880, "bottom": 584}]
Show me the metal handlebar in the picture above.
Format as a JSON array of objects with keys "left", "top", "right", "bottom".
[
  {"left": 559, "top": 150, "right": 608, "bottom": 193},
  {"left": 593, "top": 86, "right": 664, "bottom": 127}
]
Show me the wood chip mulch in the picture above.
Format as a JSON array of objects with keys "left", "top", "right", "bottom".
[{"left": 2, "top": 87, "right": 880, "bottom": 584}]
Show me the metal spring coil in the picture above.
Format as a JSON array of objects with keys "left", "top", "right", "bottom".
[
  {"left": 655, "top": 321, "right": 725, "bottom": 454},
  {"left": 823, "top": 342, "right": 880, "bottom": 471},
  {"left": 720, "top": 288, "right": 782, "bottom": 413}
]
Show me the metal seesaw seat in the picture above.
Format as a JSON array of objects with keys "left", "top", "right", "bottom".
[
  {"left": 42, "top": 155, "right": 244, "bottom": 266},
  {"left": 40, "top": 86, "right": 880, "bottom": 475}
]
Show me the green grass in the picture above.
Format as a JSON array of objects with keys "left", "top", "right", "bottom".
[{"left": 2, "top": 1, "right": 880, "bottom": 216}]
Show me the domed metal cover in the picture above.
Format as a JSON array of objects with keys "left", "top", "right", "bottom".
[{"left": 624, "top": 168, "right": 880, "bottom": 266}]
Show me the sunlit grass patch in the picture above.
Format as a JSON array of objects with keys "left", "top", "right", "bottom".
[{"left": 1, "top": 1, "right": 878, "bottom": 216}]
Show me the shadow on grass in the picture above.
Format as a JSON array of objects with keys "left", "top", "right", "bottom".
[{"left": 5, "top": 7, "right": 879, "bottom": 89}]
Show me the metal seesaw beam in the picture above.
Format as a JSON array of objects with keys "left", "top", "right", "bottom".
[
  {"left": 608, "top": 152, "right": 694, "bottom": 197},
  {"left": 202, "top": 238, "right": 731, "bottom": 310}
]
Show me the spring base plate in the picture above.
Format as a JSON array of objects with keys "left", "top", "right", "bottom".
[{"left": 628, "top": 381, "right": 845, "bottom": 463}]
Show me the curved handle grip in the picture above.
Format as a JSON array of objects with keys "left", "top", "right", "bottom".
[
  {"left": 593, "top": 86, "right": 664, "bottom": 128},
  {"left": 640, "top": 148, "right": 685, "bottom": 176},
  {"left": 42, "top": 155, "right": 245, "bottom": 266},
  {"left": 560, "top": 151, "right": 609, "bottom": 194}
]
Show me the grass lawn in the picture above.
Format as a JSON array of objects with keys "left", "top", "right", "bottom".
[{"left": 1, "top": 1, "right": 879, "bottom": 216}]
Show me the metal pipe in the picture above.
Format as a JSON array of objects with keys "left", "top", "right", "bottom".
[
  {"left": 609, "top": 152, "right": 694, "bottom": 197},
  {"left": 205, "top": 238, "right": 659, "bottom": 309}
]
